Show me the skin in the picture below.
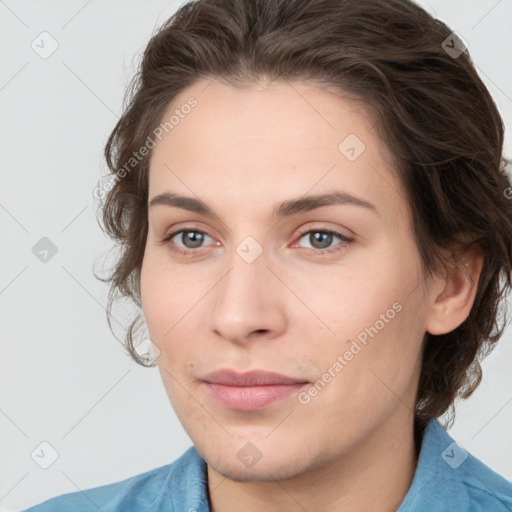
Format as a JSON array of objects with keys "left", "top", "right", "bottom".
[{"left": 140, "top": 78, "right": 483, "bottom": 512}]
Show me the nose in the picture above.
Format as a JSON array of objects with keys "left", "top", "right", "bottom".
[{"left": 209, "top": 247, "right": 288, "bottom": 345}]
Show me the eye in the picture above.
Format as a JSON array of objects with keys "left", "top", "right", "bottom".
[
  {"left": 295, "top": 227, "right": 353, "bottom": 255},
  {"left": 162, "top": 229, "right": 216, "bottom": 254},
  {"left": 160, "top": 226, "right": 353, "bottom": 257}
]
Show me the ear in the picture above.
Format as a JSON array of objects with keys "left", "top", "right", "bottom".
[{"left": 425, "top": 244, "right": 484, "bottom": 336}]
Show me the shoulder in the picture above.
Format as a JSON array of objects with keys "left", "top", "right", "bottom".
[
  {"left": 398, "top": 418, "right": 512, "bottom": 512},
  {"left": 21, "top": 446, "right": 208, "bottom": 512}
]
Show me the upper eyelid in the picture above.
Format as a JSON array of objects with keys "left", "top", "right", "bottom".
[{"left": 165, "top": 226, "right": 345, "bottom": 237}]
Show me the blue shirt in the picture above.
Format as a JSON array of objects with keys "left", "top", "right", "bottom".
[{"left": 22, "top": 419, "right": 512, "bottom": 511}]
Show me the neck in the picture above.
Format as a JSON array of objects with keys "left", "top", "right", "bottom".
[{"left": 206, "top": 411, "right": 422, "bottom": 512}]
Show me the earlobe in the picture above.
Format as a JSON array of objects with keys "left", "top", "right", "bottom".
[{"left": 425, "top": 244, "right": 484, "bottom": 336}]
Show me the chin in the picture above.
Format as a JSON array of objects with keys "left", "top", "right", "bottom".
[
  {"left": 207, "top": 456, "right": 306, "bottom": 483},
  {"left": 203, "top": 443, "right": 317, "bottom": 483}
]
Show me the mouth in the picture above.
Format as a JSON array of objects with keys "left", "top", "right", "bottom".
[{"left": 201, "top": 369, "right": 309, "bottom": 411}]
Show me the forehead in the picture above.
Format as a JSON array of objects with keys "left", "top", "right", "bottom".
[{"left": 148, "top": 78, "right": 408, "bottom": 224}]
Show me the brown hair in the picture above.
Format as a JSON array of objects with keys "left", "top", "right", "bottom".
[{"left": 97, "top": 0, "right": 512, "bottom": 423}]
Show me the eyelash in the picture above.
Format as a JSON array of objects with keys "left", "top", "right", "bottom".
[{"left": 160, "top": 226, "right": 353, "bottom": 257}]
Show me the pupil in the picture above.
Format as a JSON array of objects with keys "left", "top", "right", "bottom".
[
  {"left": 311, "top": 232, "right": 332, "bottom": 249},
  {"left": 184, "top": 231, "right": 203, "bottom": 248}
]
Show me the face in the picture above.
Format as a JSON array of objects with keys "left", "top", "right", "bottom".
[{"left": 140, "top": 78, "right": 431, "bottom": 482}]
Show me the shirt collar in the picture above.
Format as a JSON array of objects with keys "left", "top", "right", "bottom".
[{"left": 398, "top": 418, "right": 512, "bottom": 511}]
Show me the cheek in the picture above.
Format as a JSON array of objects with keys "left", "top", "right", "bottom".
[
  {"left": 293, "top": 246, "right": 426, "bottom": 382},
  {"left": 140, "top": 259, "right": 167, "bottom": 338},
  {"left": 140, "top": 258, "right": 182, "bottom": 348},
  {"left": 140, "top": 250, "right": 196, "bottom": 335},
  {"left": 140, "top": 253, "right": 216, "bottom": 381},
  {"left": 289, "top": 264, "right": 406, "bottom": 347}
]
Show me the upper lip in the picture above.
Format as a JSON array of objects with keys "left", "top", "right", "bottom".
[{"left": 201, "top": 369, "right": 309, "bottom": 386}]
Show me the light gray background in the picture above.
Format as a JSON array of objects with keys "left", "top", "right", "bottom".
[{"left": 1, "top": 0, "right": 511, "bottom": 510}]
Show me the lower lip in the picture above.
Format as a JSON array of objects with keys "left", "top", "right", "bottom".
[{"left": 202, "top": 382, "right": 308, "bottom": 411}]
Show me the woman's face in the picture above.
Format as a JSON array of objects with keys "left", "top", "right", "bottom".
[{"left": 140, "top": 78, "right": 431, "bottom": 481}]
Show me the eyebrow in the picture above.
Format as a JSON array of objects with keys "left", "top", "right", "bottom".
[{"left": 148, "top": 191, "right": 378, "bottom": 218}]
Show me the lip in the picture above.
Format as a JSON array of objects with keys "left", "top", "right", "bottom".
[
  {"left": 202, "top": 369, "right": 308, "bottom": 386},
  {"left": 201, "top": 369, "right": 309, "bottom": 411}
]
